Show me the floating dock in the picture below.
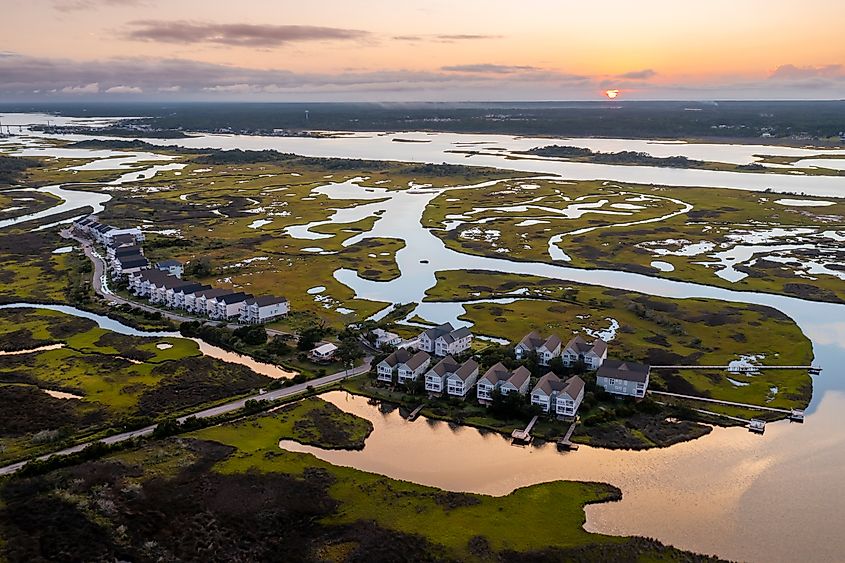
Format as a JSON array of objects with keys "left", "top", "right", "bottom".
[
  {"left": 406, "top": 404, "right": 425, "bottom": 421},
  {"left": 748, "top": 419, "right": 767, "bottom": 434},
  {"left": 512, "top": 415, "right": 539, "bottom": 445}
]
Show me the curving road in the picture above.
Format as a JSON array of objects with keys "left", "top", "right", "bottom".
[{"left": 0, "top": 356, "right": 372, "bottom": 476}]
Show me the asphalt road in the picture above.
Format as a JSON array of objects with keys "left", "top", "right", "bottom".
[{"left": 0, "top": 357, "right": 372, "bottom": 476}]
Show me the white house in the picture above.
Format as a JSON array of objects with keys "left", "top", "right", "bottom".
[
  {"left": 184, "top": 288, "right": 229, "bottom": 314},
  {"left": 372, "top": 328, "right": 402, "bottom": 349},
  {"left": 156, "top": 259, "right": 184, "bottom": 279},
  {"left": 477, "top": 363, "right": 531, "bottom": 403},
  {"left": 417, "top": 323, "right": 473, "bottom": 357},
  {"left": 310, "top": 343, "right": 338, "bottom": 362},
  {"left": 113, "top": 254, "right": 149, "bottom": 277},
  {"left": 129, "top": 269, "right": 172, "bottom": 297},
  {"left": 396, "top": 351, "right": 431, "bottom": 384},
  {"left": 424, "top": 356, "right": 461, "bottom": 394},
  {"left": 149, "top": 276, "right": 190, "bottom": 305},
  {"left": 445, "top": 359, "right": 479, "bottom": 399},
  {"left": 514, "top": 331, "right": 562, "bottom": 366},
  {"left": 240, "top": 296, "right": 289, "bottom": 324},
  {"left": 562, "top": 335, "right": 608, "bottom": 370},
  {"left": 107, "top": 243, "right": 142, "bottom": 261},
  {"left": 207, "top": 292, "right": 252, "bottom": 320},
  {"left": 596, "top": 360, "right": 650, "bottom": 398},
  {"left": 530, "top": 372, "right": 586, "bottom": 417},
  {"left": 171, "top": 284, "right": 210, "bottom": 310},
  {"left": 102, "top": 226, "right": 144, "bottom": 247},
  {"left": 377, "top": 348, "right": 413, "bottom": 383}
]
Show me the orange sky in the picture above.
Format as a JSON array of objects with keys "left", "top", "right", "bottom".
[{"left": 1, "top": 0, "right": 843, "bottom": 100}]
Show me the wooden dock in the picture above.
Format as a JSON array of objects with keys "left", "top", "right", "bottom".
[
  {"left": 648, "top": 390, "right": 793, "bottom": 414},
  {"left": 512, "top": 415, "right": 539, "bottom": 444},
  {"left": 652, "top": 365, "right": 821, "bottom": 373},
  {"left": 557, "top": 421, "right": 579, "bottom": 451},
  {"left": 406, "top": 404, "right": 425, "bottom": 421}
]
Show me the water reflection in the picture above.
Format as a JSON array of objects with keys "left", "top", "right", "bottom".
[{"left": 281, "top": 390, "right": 845, "bottom": 563}]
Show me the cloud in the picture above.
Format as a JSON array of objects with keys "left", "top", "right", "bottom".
[
  {"left": 392, "top": 34, "right": 501, "bottom": 43},
  {"left": 61, "top": 82, "right": 100, "bottom": 93},
  {"left": 617, "top": 69, "right": 657, "bottom": 80},
  {"left": 53, "top": 0, "right": 148, "bottom": 12},
  {"left": 157, "top": 85, "right": 181, "bottom": 92},
  {"left": 770, "top": 64, "right": 843, "bottom": 80},
  {"left": 125, "top": 20, "right": 370, "bottom": 47},
  {"left": 441, "top": 63, "right": 540, "bottom": 74},
  {"left": 105, "top": 85, "right": 143, "bottom": 94}
]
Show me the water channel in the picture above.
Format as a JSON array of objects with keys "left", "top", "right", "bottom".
[{"left": 2, "top": 114, "right": 845, "bottom": 561}]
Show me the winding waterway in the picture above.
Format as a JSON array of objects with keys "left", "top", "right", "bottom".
[{"left": 2, "top": 113, "right": 845, "bottom": 562}]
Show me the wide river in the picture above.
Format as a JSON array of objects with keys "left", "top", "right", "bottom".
[{"left": 2, "top": 113, "right": 845, "bottom": 562}]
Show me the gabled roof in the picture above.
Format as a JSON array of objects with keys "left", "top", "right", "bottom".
[
  {"left": 404, "top": 351, "right": 431, "bottom": 370},
  {"left": 451, "top": 359, "right": 479, "bottom": 382},
  {"left": 507, "top": 366, "right": 532, "bottom": 389},
  {"left": 117, "top": 257, "right": 149, "bottom": 269},
  {"left": 245, "top": 295, "right": 288, "bottom": 307},
  {"left": 560, "top": 375, "right": 585, "bottom": 400},
  {"left": 216, "top": 292, "right": 252, "bottom": 304},
  {"left": 427, "top": 355, "right": 460, "bottom": 377},
  {"left": 421, "top": 322, "right": 455, "bottom": 341},
  {"left": 156, "top": 259, "right": 182, "bottom": 268},
  {"left": 131, "top": 269, "right": 171, "bottom": 283},
  {"left": 532, "top": 372, "right": 564, "bottom": 396},
  {"left": 597, "top": 360, "right": 650, "bottom": 383},
  {"left": 174, "top": 283, "right": 209, "bottom": 296},
  {"left": 564, "top": 335, "right": 607, "bottom": 357},
  {"left": 109, "top": 233, "right": 137, "bottom": 246},
  {"left": 480, "top": 362, "right": 511, "bottom": 385},
  {"left": 439, "top": 326, "right": 472, "bottom": 343},
  {"left": 382, "top": 348, "right": 412, "bottom": 368},
  {"left": 158, "top": 276, "right": 193, "bottom": 290},
  {"left": 517, "top": 331, "right": 561, "bottom": 352},
  {"left": 114, "top": 245, "right": 142, "bottom": 257},
  {"left": 191, "top": 288, "right": 232, "bottom": 300}
]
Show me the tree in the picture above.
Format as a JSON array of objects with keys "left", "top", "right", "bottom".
[
  {"left": 336, "top": 336, "right": 363, "bottom": 366},
  {"left": 185, "top": 256, "right": 213, "bottom": 277},
  {"left": 297, "top": 325, "right": 325, "bottom": 351},
  {"left": 233, "top": 324, "right": 267, "bottom": 345},
  {"left": 266, "top": 334, "right": 292, "bottom": 356}
]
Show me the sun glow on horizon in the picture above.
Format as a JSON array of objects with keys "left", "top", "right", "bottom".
[{"left": 604, "top": 89, "right": 620, "bottom": 99}]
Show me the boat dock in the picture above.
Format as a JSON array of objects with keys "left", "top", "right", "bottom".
[
  {"left": 648, "top": 390, "right": 793, "bottom": 414},
  {"left": 406, "top": 404, "right": 425, "bottom": 421},
  {"left": 652, "top": 365, "right": 822, "bottom": 374},
  {"left": 512, "top": 415, "right": 539, "bottom": 444},
  {"left": 557, "top": 421, "right": 579, "bottom": 451}
]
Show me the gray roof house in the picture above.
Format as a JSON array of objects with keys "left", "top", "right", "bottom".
[
  {"left": 596, "top": 360, "right": 650, "bottom": 398},
  {"left": 417, "top": 322, "right": 473, "bottom": 357},
  {"left": 515, "top": 331, "right": 563, "bottom": 366},
  {"left": 562, "top": 335, "right": 608, "bottom": 370},
  {"left": 530, "top": 372, "right": 586, "bottom": 417},
  {"left": 477, "top": 363, "right": 532, "bottom": 403},
  {"left": 445, "top": 358, "right": 480, "bottom": 399}
]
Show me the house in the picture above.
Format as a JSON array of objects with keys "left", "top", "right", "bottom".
[
  {"left": 445, "top": 359, "right": 479, "bottom": 398},
  {"left": 372, "top": 328, "right": 401, "bottom": 349},
  {"left": 514, "top": 331, "right": 562, "bottom": 366},
  {"left": 149, "top": 275, "right": 191, "bottom": 305},
  {"left": 596, "top": 360, "right": 650, "bottom": 398},
  {"left": 114, "top": 254, "right": 149, "bottom": 277},
  {"left": 424, "top": 356, "right": 461, "bottom": 394},
  {"left": 417, "top": 323, "right": 473, "bottom": 357},
  {"left": 184, "top": 288, "right": 230, "bottom": 315},
  {"left": 108, "top": 233, "right": 138, "bottom": 249},
  {"left": 562, "top": 335, "right": 608, "bottom": 370},
  {"left": 108, "top": 244, "right": 143, "bottom": 262},
  {"left": 208, "top": 292, "right": 252, "bottom": 320},
  {"left": 477, "top": 363, "right": 532, "bottom": 403},
  {"left": 530, "top": 372, "right": 586, "bottom": 417},
  {"left": 240, "top": 296, "right": 289, "bottom": 324},
  {"left": 555, "top": 375, "right": 585, "bottom": 417},
  {"left": 377, "top": 349, "right": 431, "bottom": 384},
  {"left": 102, "top": 226, "right": 144, "bottom": 247},
  {"left": 310, "top": 343, "right": 338, "bottom": 362},
  {"left": 156, "top": 259, "right": 184, "bottom": 279},
  {"left": 128, "top": 269, "right": 172, "bottom": 297},
  {"left": 172, "top": 284, "right": 211, "bottom": 310}
]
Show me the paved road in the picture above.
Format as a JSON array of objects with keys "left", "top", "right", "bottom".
[
  {"left": 0, "top": 357, "right": 372, "bottom": 476},
  {"left": 62, "top": 230, "right": 291, "bottom": 337}
]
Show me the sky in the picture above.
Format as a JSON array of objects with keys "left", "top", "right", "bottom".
[{"left": 0, "top": 0, "right": 843, "bottom": 102}]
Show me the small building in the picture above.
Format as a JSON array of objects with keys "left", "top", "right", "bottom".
[
  {"left": 372, "top": 328, "right": 401, "bottom": 349},
  {"left": 530, "top": 372, "right": 586, "bottom": 417},
  {"left": 514, "top": 331, "right": 562, "bottom": 366},
  {"left": 310, "top": 343, "right": 338, "bottom": 363},
  {"left": 240, "top": 295, "right": 289, "bottom": 324},
  {"left": 156, "top": 259, "right": 184, "bottom": 279},
  {"left": 562, "top": 335, "right": 608, "bottom": 370},
  {"left": 417, "top": 322, "right": 473, "bottom": 357},
  {"left": 424, "top": 356, "right": 461, "bottom": 394},
  {"left": 596, "top": 360, "right": 650, "bottom": 398},
  {"left": 378, "top": 349, "right": 431, "bottom": 384},
  {"left": 477, "top": 363, "right": 531, "bottom": 403}
]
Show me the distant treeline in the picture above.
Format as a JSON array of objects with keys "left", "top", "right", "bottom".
[
  {"left": 524, "top": 144, "right": 766, "bottom": 170},
  {"left": 6, "top": 100, "right": 843, "bottom": 140},
  {"left": 0, "top": 154, "right": 39, "bottom": 186}
]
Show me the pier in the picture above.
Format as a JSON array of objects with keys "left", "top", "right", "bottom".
[
  {"left": 651, "top": 365, "right": 822, "bottom": 374},
  {"left": 511, "top": 415, "right": 539, "bottom": 444},
  {"left": 406, "top": 404, "right": 425, "bottom": 421},
  {"left": 557, "top": 421, "right": 579, "bottom": 451},
  {"left": 648, "top": 390, "right": 793, "bottom": 414}
]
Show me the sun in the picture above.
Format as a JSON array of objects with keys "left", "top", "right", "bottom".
[{"left": 604, "top": 89, "right": 620, "bottom": 99}]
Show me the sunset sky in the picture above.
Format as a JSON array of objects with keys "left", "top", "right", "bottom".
[{"left": 1, "top": 0, "right": 843, "bottom": 101}]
